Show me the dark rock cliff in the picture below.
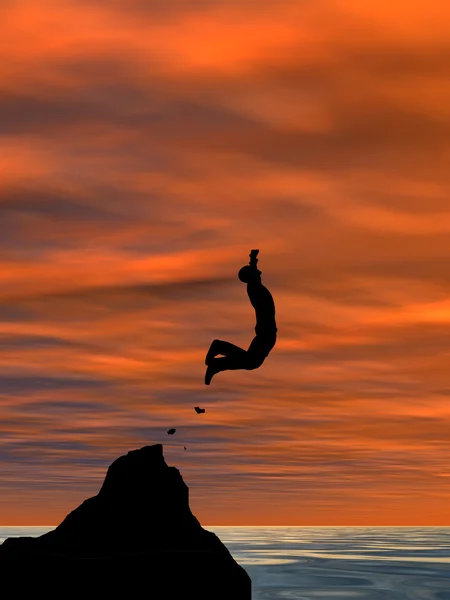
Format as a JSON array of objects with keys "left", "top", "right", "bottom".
[{"left": 0, "top": 444, "right": 251, "bottom": 599}]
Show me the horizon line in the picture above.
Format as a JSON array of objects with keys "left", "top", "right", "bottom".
[{"left": 2, "top": 524, "right": 450, "bottom": 528}]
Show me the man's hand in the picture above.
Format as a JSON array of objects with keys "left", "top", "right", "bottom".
[{"left": 249, "top": 249, "right": 259, "bottom": 267}]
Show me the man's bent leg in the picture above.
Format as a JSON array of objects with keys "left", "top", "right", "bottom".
[
  {"left": 205, "top": 352, "right": 251, "bottom": 385},
  {"left": 205, "top": 339, "right": 247, "bottom": 365},
  {"left": 205, "top": 335, "right": 276, "bottom": 384}
]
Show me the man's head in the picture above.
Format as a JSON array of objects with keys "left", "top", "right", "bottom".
[{"left": 238, "top": 265, "right": 262, "bottom": 283}]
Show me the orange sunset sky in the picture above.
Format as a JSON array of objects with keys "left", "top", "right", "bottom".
[{"left": 1, "top": 0, "right": 450, "bottom": 526}]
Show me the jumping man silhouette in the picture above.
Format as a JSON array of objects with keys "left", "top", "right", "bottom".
[{"left": 205, "top": 249, "right": 277, "bottom": 385}]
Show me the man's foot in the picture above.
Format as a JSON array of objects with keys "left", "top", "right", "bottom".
[
  {"left": 205, "top": 364, "right": 217, "bottom": 385},
  {"left": 205, "top": 339, "right": 220, "bottom": 366}
]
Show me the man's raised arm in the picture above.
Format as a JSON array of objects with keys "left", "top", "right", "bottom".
[{"left": 249, "top": 249, "right": 259, "bottom": 270}]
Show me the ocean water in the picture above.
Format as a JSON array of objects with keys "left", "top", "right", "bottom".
[{"left": 1, "top": 526, "right": 450, "bottom": 599}]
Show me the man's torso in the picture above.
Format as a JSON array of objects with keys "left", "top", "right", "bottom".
[{"left": 247, "top": 282, "right": 277, "bottom": 335}]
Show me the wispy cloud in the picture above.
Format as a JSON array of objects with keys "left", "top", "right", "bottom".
[{"left": 0, "top": 0, "right": 449, "bottom": 525}]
